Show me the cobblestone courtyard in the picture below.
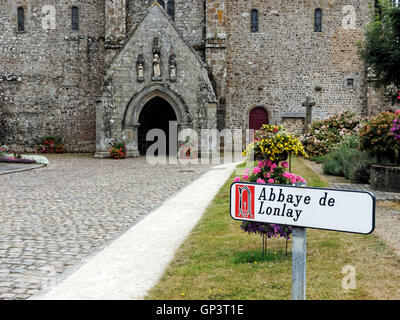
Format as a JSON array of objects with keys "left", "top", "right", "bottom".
[{"left": 0, "top": 155, "right": 213, "bottom": 300}]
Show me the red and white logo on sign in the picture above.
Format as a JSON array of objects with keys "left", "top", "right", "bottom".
[{"left": 235, "top": 184, "right": 255, "bottom": 219}]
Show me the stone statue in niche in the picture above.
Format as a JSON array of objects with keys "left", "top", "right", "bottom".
[
  {"left": 153, "top": 53, "right": 161, "bottom": 79},
  {"left": 152, "top": 37, "right": 162, "bottom": 81},
  {"left": 169, "top": 54, "right": 177, "bottom": 82},
  {"left": 136, "top": 54, "right": 145, "bottom": 82}
]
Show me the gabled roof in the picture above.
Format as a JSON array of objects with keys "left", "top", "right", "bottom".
[{"left": 109, "top": 2, "right": 208, "bottom": 70}]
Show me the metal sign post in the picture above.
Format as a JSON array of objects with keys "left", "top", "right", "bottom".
[
  {"left": 291, "top": 227, "right": 306, "bottom": 300},
  {"left": 229, "top": 182, "right": 375, "bottom": 300}
]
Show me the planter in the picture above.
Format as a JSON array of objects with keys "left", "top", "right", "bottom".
[
  {"left": 0, "top": 157, "right": 36, "bottom": 164},
  {"left": 370, "top": 164, "right": 400, "bottom": 193}
]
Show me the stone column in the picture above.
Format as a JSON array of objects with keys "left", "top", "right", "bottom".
[{"left": 125, "top": 126, "right": 140, "bottom": 158}]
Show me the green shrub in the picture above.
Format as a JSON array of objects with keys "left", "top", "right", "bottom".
[
  {"left": 310, "top": 155, "right": 327, "bottom": 164},
  {"left": 322, "top": 134, "right": 375, "bottom": 183},
  {"left": 322, "top": 152, "right": 343, "bottom": 176}
]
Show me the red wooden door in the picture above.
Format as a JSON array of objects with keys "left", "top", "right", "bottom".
[{"left": 249, "top": 107, "right": 268, "bottom": 131}]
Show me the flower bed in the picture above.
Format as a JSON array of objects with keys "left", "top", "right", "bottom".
[
  {"left": 109, "top": 141, "right": 127, "bottom": 159},
  {"left": 0, "top": 157, "right": 36, "bottom": 164},
  {"left": 301, "top": 111, "right": 364, "bottom": 158},
  {"left": 0, "top": 145, "right": 48, "bottom": 165},
  {"left": 36, "top": 136, "right": 64, "bottom": 154}
]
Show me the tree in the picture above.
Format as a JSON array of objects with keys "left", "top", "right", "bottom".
[{"left": 360, "top": 0, "right": 400, "bottom": 103}]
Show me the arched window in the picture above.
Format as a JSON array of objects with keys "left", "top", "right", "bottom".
[
  {"left": 17, "top": 7, "right": 25, "bottom": 32},
  {"left": 167, "top": 0, "right": 175, "bottom": 21},
  {"left": 314, "top": 8, "right": 322, "bottom": 32},
  {"left": 250, "top": 9, "right": 258, "bottom": 33},
  {"left": 72, "top": 6, "right": 79, "bottom": 31},
  {"left": 157, "top": 0, "right": 165, "bottom": 7}
]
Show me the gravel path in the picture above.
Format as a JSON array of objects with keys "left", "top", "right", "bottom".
[
  {"left": 302, "top": 158, "right": 400, "bottom": 257},
  {"left": 0, "top": 154, "right": 213, "bottom": 300},
  {"left": 375, "top": 203, "right": 400, "bottom": 257}
]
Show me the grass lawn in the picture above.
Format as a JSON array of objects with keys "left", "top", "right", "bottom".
[{"left": 145, "top": 157, "right": 400, "bottom": 300}]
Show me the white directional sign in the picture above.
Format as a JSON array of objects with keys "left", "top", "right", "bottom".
[{"left": 230, "top": 182, "right": 375, "bottom": 234}]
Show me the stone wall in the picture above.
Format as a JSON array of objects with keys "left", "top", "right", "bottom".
[
  {"left": 224, "top": 0, "right": 371, "bottom": 133},
  {"left": 0, "top": 0, "right": 382, "bottom": 154},
  {"left": 0, "top": 0, "right": 105, "bottom": 152}
]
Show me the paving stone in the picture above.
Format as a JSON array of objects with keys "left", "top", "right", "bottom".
[
  {"left": 0, "top": 293, "right": 16, "bottom": 299},
  {"left": 0, "top": 155, "right": 213, "bottom": 299}
]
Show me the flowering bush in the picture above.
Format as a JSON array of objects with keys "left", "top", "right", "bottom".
[
  {"left": 0, "top": 145, "right": 7, "bottom": 157},
  {"left": 359, "top": 111, "right": 400, "bottom": 164},
  {"left": 390, "top": 110, "right": 400, "bottom": 141},
  {"left": 234, "top": 159, "right": 306, "bottom": 242},
  {"left": 243, "top": 125, "right": 308, "bottom": 161},
  {"left": 301, "top": 111, "right": 364, "bottom": 158},
  {"left": 235, "top": 122, "right": 309, "bottom": 253},
  {"left": 235, "top": 124, "right": 309, "bottom": 256},
  {"left": 109, "top": 140, "right": 127, "bottom": 159},
  {"left": 178, "top": 136, "right": 198, "bottom": 160},
  {"left": 36, "top": 136, "right": 64, "bottom": 154}
]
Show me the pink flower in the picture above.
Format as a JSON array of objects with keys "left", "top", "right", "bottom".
[
  {"left": 291, "top": 178, "right": 297, "bottom": 184},
  {"left": 257, "top": 160, "right": 266, "bottom": 168},
  {"left": 244, "top": 168, "right": 250, "bottom": 174},
  {"left": 233, "top": 177, "right": 241, "bottom": 182},
  {"left": 266, "top": 159, "right": 272, "bottom": 167},
  {"left": 268, "top": 179, "right": 274, "bottom": 184},
  {"left": 243, "top": 174, "right": 249, "bottom": 181},
  {"left": 256, "top": 178, "right": 266, "bottom": 184},
  {"left": 271, "top": 163, "right": 277, "bottom": 170},
  {"left": 281, "top": 161, "right": 289, "bottom": 168},
  {"left": 283, "top": 172, "right": 294, "bottom": 179},
  {"left": 253, "top": 167, "right": 261, "bottom": 174}
]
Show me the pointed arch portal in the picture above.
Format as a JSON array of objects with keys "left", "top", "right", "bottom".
[
  {"left": 138, "top": 96, "right": 177, "bottom": 155},
  {"left": 122, "top": 83, "right": 187, "bottom": 157}
]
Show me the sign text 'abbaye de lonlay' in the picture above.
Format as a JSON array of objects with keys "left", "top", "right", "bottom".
[{"left": 230, "top": 182, "right": 375, "bottom": 234}]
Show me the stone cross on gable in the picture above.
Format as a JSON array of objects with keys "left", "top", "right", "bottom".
[{"left": 302, "top": 96, "right": 315, "bottom": 131}]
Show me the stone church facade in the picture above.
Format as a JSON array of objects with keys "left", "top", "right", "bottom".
[{"left": 0, "top": 0, "right": 393, "bottom": 155}]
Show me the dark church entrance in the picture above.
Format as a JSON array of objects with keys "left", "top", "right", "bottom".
[{"left": 138, "top": 96, "right": 177, "bottom": 155}]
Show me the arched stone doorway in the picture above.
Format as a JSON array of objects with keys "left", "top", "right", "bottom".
[
  {"left": 138, "top": 96, "right": 177, "bottom": 155},
  {"left": 249, "top": 107, "right": 269, "bottom": 131}
]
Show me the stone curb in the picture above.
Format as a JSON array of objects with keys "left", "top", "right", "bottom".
[{"left": 0, "top": 164, "right": 46, "bottom": 176}]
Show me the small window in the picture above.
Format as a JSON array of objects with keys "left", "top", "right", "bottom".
[
  {"left": 314, "top": 8, "right": 322, "bottom": 32},
  {"left": 167, "top": 0, "right": 175, "bottom": 21},
  {"left": 346, "top": 78, "right": 354, "bottom": 88},
  {"left": 17, "top": 7, "right": 25, "bottom": 32},
  {"left": 250, "top": 9, "right": 258, "bottom": 33},
  {"left": 72, "top": 6, "right": 79, "bottom": 31}
]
